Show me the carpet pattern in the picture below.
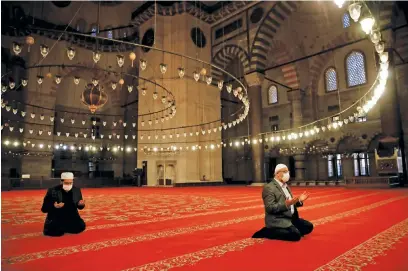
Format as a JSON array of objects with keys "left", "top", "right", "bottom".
[{"left": 2, "top": 187, "right": 408, "bottom": 271}]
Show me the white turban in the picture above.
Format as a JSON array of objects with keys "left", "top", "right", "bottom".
[
  {"left": 61, "top": 172, "right": 74, "bottom": 180},
  {"left": 274, "top": 164, "right": 288, "bottom": 175}
]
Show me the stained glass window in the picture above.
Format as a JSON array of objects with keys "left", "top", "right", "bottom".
[
  {"left": 343, "top": 13, "right": 351, "bottom": 28},
  {"left": 325, "top": 68, "right": 338, "bottom": 92},
  {"left": 107, "top": 30, "right": 113, "bottom": 39},
  {"left": 346, "top": 51, "right": 367, "bottom": 87},
  {"left": 353, "top": 152, "right": 370, "bottom": 176},
  {"left": 268, "top": 85, "right": 278, "bottom": 104},
  {"left": 328, "top": 154, "right": 342, "bottom": 178},
  {"left": 336, "top": 154, "right": 343, "bottom": 177},
  {"left": 328, "top": 155, "right": 334, "bottom": 177}
]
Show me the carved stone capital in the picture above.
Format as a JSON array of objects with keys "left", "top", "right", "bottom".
[{"left": 244, "top": 72, "right": 264, "bottom": 87}]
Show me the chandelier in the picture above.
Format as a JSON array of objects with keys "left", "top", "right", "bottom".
[{"left": 80, "top": 84, "right": 108, "bottom": 113}]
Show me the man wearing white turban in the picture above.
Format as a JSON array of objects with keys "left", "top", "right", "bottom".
[
  {"left": 41, "top": 172, "right": 86, "bottom": 237},
  {"left": 252, "top": 164, "right": 313, "bottom": 241}
]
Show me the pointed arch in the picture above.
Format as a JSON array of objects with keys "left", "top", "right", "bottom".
[{"left": 211, "top": 45, "right": 250, "bottom": 82}]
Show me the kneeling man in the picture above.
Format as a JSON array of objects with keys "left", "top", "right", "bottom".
[
  {"left": 252, "top": 164, "right": 313, "bottom": 241},
  {"left": 41, "top": 172, "right": 86, "bottom": 237}
]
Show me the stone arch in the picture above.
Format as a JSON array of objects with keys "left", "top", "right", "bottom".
[
  {"left": 336, "top": 133, "right": 366, "bottom": 153},
  {"left": 367, "top": 132, "right": 384, "bottom": 153},
  {"left": 211, "top": 45, "right": 250, "bottom": 82},
  {"left": 249, "top": 1, "right": 300, "bottom": 71},
  {"left": 267, "top": 40, "right": 301, "bottom": 89}
]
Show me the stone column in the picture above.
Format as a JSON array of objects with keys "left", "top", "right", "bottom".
[
  {"left": 244, "top": 72, "right": 265, "bottom": 184},
  {"left": 294, "top": 154, "right": 305, "bottom": 181},
  {"left": 288, "top": 89, "right": 305, "bottom": 180}
]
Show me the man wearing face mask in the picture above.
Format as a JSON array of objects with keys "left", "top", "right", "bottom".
[
  {"left": 41, "top": 172, "right": 86, "bottom": 237},
  {"left": 252, "top": 164, "right": 313, "bottom": 241}
]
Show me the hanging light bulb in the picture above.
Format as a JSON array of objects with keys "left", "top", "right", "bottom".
[
  {"left": 119, "top": 78, "right": 124, "bottom": 86},
  {"left": 12, "top": 42, "right": 22, "bottom": 55},
  {"left": 218, "top": 80, "right": 224, "bottom": 90},
  {"left": 93, "top": 51, "right": 101, "bottom": 63},
  {"left": 193, "top": 71, "right": 200, "bottom": 82},
  {"left": 29, "top": 129, "right": 34, "bottom": 134},
  {"left": 226, "top": 84, "right": 232, "bottom": 93},
  {"left": 21, "top": 78, "right": 28, "bottom": 87},
  {"left": 67, "top": 47, "right": 76, "bottom": 60},
  {"left": 48, "top": 131, "right": 51, "bottom": 135},
  {"left": 111, "top": 81, "right": 117, "bottom": 90},
  {"left": 92, "top": 78, "right": 99, "bottom": 86},
  {"left": 25, "top": 35, "right": 34, "bottom": 52},
  {"left": 161, "top": 96, "right": 167, "bottom": 104},
  {"left": 140, "top": 59, "right": 147, "bottom": 70},
  {"left": 50, "top": 116, "right": 54, "bottom": 122},
  {"left": 117, "top": 55, "right": 125, "bottom": 67},
  {"left": 178, "top": 67, "right": 185, "bottom": 78},
  {"left": 60, "top": 118, "right": 65, "bottom": 123},
  {"left": 159, "top": 63, "right": 167, "bottom": 74},
  {"left": 40, "top": 114, "right": 45, "bottom": 120},
  {"left": 6, "top": 105, "right": 11, "bottom": 112},
  {"left": 31, "top": 112, "right": 35, "bottom": 118},
  {"left": 127, "top": 85, "right": 133, "bottom": 93},
  {"left": 37, "top": 76, "right": 44, "bottom": 85},
  {"left": 92, "top": 120, "right": 96, "bottom": 125},
  {"left": 75, "top": 133, "right": 79, "bottom": 138},
  {"left": 113, "top": 121, "right": 117, "bottom": 127},
  {"left": 12, "top": 108, "right": 18, "bottom": 114},
  {"left": 360, "top": 16, "right": 375, "bottom": 34},
  {"left": 153, "top": 91, "right": 158, "bottom": 100},
  {"left": 55, "top": 75, "right": 62, "bottom": 84},
  {"left": 71, "top": 118, "right": 75, "bottom": 124},
  {"left": 141, "top": 87, "right": 147, "bottom": 96},
  {"left": 39, "top": 130, "right": 43, "bottom": 135},
  {"left": 129, "top": 52, "right": 136, "bottom": 67},
  {"left": 103, "top": 121, "right": 107, "bottom": 126},
  {"left": 334, "top": 0, "right": 345, "bottom": 8},
  {"left": 40, "top": 44, "right": 49, "bottom": 57},
  {"left": 380, "top": 52, "right": 389, "bottom": 63},
  {"left": 19, "top": 128, "right": 24, "bottom": 133},
  {"left": 1, "top": 85, "right": 7, "bottom": 93},
  {"left": 148, "top": 119, "right": 152, "bottom": 125},
  {"left": 123, "top": 122, "right": 127, "bottom": 127},
  {"left": 9, "top": 81, "right": 15, "bottom": 89}
]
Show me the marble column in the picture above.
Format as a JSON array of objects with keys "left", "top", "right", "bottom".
[
  {"left": 244, "top": 72, "right": 265, "bottom": 184},
  {"left": 288, "top": 89, "right": 306, "bottom": 180}
]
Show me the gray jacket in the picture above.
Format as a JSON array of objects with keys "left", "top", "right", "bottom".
[{"left": 262, "top": 179, "right": 303, "bottom": 228}]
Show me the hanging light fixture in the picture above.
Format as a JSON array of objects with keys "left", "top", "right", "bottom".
[
  {"left": 206, "top": 76, "right": 212, "bottom": 85},
  {"left": 40, "top": 44, "right": 49, "bottom": 57},
  {"left": 141, "top": 87, "right": 147, "bottom": 96},
  {"left": 31, "top": 112, "right": 36, "bottom": 118},
  {"left": 178, "top": 67, "right": 185, "bottom": 78},
  {"left": 111, "top": 81, "right": 117, "bottom": 90},
  {"left": 218, "top": 80, "right": 224, "bottom": 90},
  {"left": 9, "top": 80, "right": 15, "bottom": 89},
  {"left": 159, "top": 63, "right": 167, "bottom": 74},
  {"left": 50, "top": 116, "right": 54, "bottom": 122},
  {"left": 12, "top": 42, "right": 22, "bottom": 55},
  {"left": 161, "top": 96, "right": 167, "bottom": 104},
  {"left": 21, "top": 78, "right": 28, "bottom": 87},
  {"left": 370, "top": 30, "right": 381, "bottom": 44},
  {"left": 119, "top": 78, "right": 125, "bottom": 86},
  {"left": 1, "top": 85, "right": 7, "bottom": 93},
  {"left": 129, "top": 52, "right": 136, "bottom": 67},
  {"left": 375, "top": 41, "right": 385, "bottom": 54},
  {"left": 226, "top": 84, "right": 232, "bottom": 93},
  {"left": 67, "top": 47, "right": 76, "bottom": 60},
  {"left": 55, "top": 75, "right": 62, "bottom": 84},
  {"left": 40, "top": 114, "right": 45, "bottom": 120},
  {"left": 37, "top": 76, "right": 44, "bottom": 85},
  {"left": 71, "top": 118, "right": 75, "bottom": 124},
  {"left": 92, "top": 78, "right": 99, "bottom": 86},
  {"left": 93, "top": 51, "right": 101, "bottom": 63},
  {"left": 127, "top": 85, "right": 133, "bottom": 93},
  {"left": 60, "top": 118, "right": 65, "bottom": 123},
  {"left": 117, "top": 55, "right": 125, "bottom": 67},
  {"left": 80, "top": 84, "right": 108, "bottom": 113},
  {"left": 140, "top": 59, "right": 147, "bottom": 70},
  {"left": 193, "top": 71, "right": 200, "bottom": 82},
  {"left": 25, "top": 36, "right": 34, "bottom": 52},
  {"left": 360, "top": 16, "right": 375, "bottom": 34},
  {"left": 6, "top": 105, "right": 11, "bottom": 112},
  {"left": 153, "top": 91, "right": 158, "bottom": 100},
  {"left": 12, "top": 108, "right": 18, "bottom": 114},
  {"left": 82, "top": 120, "right": 86, "bottom": 125},
  {"left": 74, "top": 77, "right": 80, "bottom": 85},
  {"left": 348, "top": 3, "right": 361, "bottom": 22}
]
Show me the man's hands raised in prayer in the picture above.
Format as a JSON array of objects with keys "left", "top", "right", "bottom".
[
  {"left": 285, "top": 196, "right": 299, "bottom": 207},
  {"left": 54, "top": 202, "right": 65, "bottom": 208},
  {"left": 299, "top": 192, "right": 310, "bottom": 202}
]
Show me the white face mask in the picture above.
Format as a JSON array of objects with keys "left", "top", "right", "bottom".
[
  {"left": 281, "top": 172, "right": 290, "bottom": 183},
  {"left": 62, "top": 184, "right": 73, "bottom": 191}
]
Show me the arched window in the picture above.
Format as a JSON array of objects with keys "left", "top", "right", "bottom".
[
  {"left": 90, "top": 24, "right": 98, "bottom": 37},
  {"left": 342, "top": 13, "right": 351, "bottom": 28},
  {"left": 325, "top": 67, "right": 338, "bottom": 92},
  {"left": 353, "top": 153, "right": 370, "bottom": 176},
  {"left": 268, "top": 85, "right": 278, "bottom": 104},
  {"left": 105, "top": 26, "right": 113, "bottom": 39},
  {"left": 346, "top": 51, "right": 367, "bottom": 87}
]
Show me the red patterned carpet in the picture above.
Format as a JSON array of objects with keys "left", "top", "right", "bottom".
[{"left": 2, "top": 186, "right": 408, "bottom": 271}]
